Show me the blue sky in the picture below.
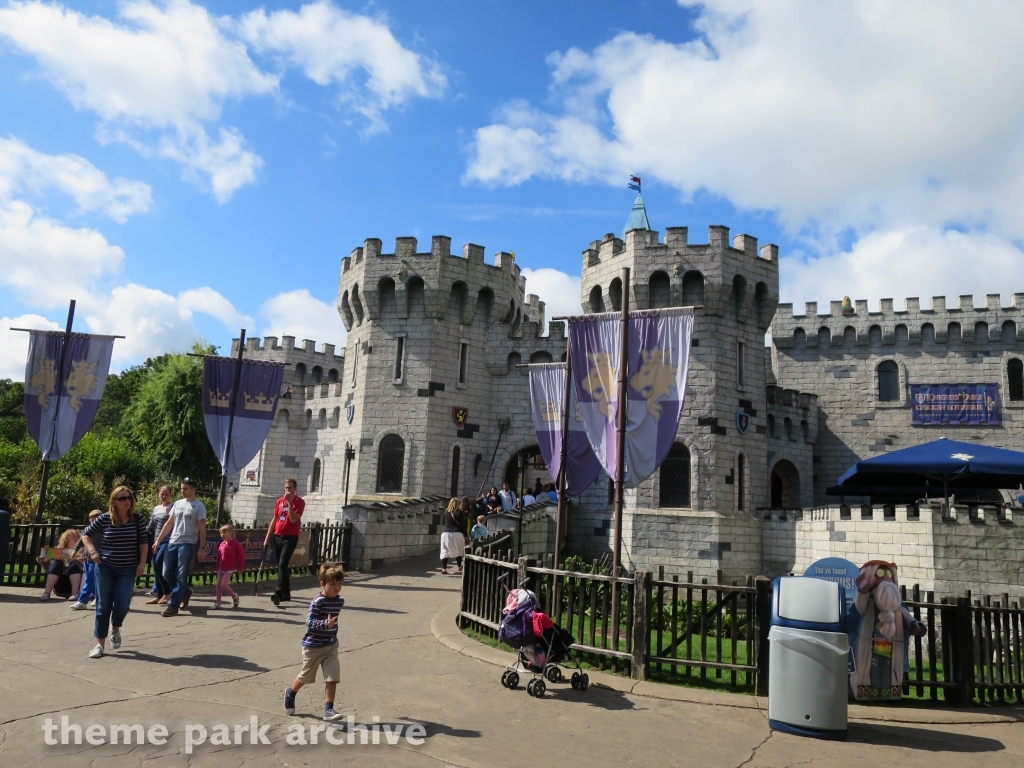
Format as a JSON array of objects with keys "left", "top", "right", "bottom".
[{"left": 2, "top": 0, "right": 1024, "bottom": 375}]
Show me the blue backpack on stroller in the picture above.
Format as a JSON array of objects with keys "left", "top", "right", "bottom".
[{"left": 498, "top": 589, "right": 537, "bottom": 649}]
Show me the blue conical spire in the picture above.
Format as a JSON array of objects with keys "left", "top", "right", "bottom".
[{"left": 622, "top": 193, "right": 651, "bottom": 239}]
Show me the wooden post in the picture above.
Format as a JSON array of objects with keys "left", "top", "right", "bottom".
[
  {"left": 611, "top": 267, "right": 630, "bottom": 639},
  {"left": 553, "top": 355, "right": 572, "bottom": 569},
  {"left": 517, "top": 555, "right": 529, "bottom": 590},
  {"left": 955, "top": 596, "right": 975, "bottom": 705},
  {"left": 35, "top": 300, "right": 76, "bottom": 523},
  {"left": 631, "top": 570, "right": 651, "bottom": 680},
  {"left": 754, "top": 576, "right": 772, "bottom": 696}
]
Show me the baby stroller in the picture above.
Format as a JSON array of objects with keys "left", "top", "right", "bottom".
[{"left": 497, "top": 583, "right": 590, "bottom": 698}]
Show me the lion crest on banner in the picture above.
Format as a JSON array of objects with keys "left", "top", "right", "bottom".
[
  {"left": 629, "top": 349, "right": 678, "bottom": 418},
  {"left": 580, "top": 352, "right": 617, "bottom": 419}
]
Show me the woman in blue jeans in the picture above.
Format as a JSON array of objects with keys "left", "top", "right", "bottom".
[{"left": 81, "top": 486, "right": 149, "bottom": 659}]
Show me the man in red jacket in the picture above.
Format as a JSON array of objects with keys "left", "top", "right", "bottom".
[{"left": 264, "top": 478, "right": 305, "bottom": 605}]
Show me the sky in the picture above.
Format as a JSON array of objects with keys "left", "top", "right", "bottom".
[{"left": 2, "top": 0, "right": 1024, "bottom": 377}]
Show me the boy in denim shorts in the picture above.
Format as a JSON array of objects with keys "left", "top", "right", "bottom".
[{"left": 284, "top": 562, "right": 345, "bottom": 720}]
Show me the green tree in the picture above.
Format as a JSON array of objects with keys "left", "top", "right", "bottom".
[
  {"left": 122, "top": 345, "right": 221, "bottom": 488},
  {"left": 0, "top": 379, "right": 27, "bottom": 444},
  {"left": 92, "top": 364, "right": 151, "bottom": 433}
]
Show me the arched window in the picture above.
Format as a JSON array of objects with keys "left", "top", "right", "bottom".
[
  {"left": 317, "top": 408, "right": 327, "bottom": 427},
  {"left": 311, "top": 458, "right": 321, "bottom": 492},
  {"left": 658, "top": 443, "right": 690, "bottom": 508},
  {"left": 609, "top": 278, "right": 622, "bottom": 311},
  {"left": 589, "top": 285, "right": 605, "bottom": 313},
  {"left": 732, "top": 275, "right": 747, "bottom": 321},
  {"left": 477, "top": 288, "right": 494, "bottom": 326},
  {"left": 331, "top": 406, "right": 340, "bottom": 426},
  {"left": 1008, "top": 359, "right": 1024, "bottom": 402},
  {"left": 975, "top": 321, "right": 989, "bottom": 343},
  {"left": 844, "top": 326, "right": 856, "bottom": 345},
  {"left": 754, "top": 282, "right": 769, "bottom": 325},
  {"left": 327, "top": 368, "right": 339, "bottom": 383},
  {"left": 649, "top": 271, "right": 670, "bottom": 309},
  {"left": 407, "top": 277, "right": 425, "bottom": 317},
  {"left": 507, "top": 352, "right": 521, "bottom": 374},
  {"left": 377, "top": 435, "right": 405, "bottom": 493},
  {"left": 1003, "top": 320, "right": 1017, "bottom": 343},
  {"left": 304, "top": 409, "right": 312, "bottom": 428},
  {"left": 294, "top": 362, "right": 307, "bottom": 385},
  {"left": 868, "top": 325, "right": 882, "bottom": 344},
  {"left": 311, "top": 366, "right": 323, "bottom": 385},
  {"left": 767, "top": 414, "right": 776, "bottom": 437},
  {"left": 801, "top": 419, "right": 809, "bottom": 442},
  {"left": 922, "top": 323, "right": 935, "bottom": 343},
  {"left": 450, "top": 281, "right": 468, "bottom": 322},
  {"left": 277, "top": 408, "right": 289, "bottom": 426},
  {"left": 450, "top": 446, "right": 461, "bottom": 497},
  {"left": 895, "top": 324, "right": 909, "bottom": 344},
  {"left": 378, "top": 277, "right": 396, "bottom": 317},
  {"left": 948, "top": 322, "right": 961, "bottom": 343},
  {"left": 340, "top": 291, "right": 354, "bottom": 327},
  {"left": 784, "top": 417, "right": 793, "bottom": 440},
  {"left": 351, "top": 284, "right": 364, "bottom": 325},
  {"left": 529, "top": 351, "right": 553, "bottom": 364},
  {"left": 794, "top": 328, "right": 806, "bottom": 347},
  {"left": 878, "top": 360, "right": 900, "bottom": 401},
  {"left": 681, "top": 270, "right": 704, "bottom": 306},
  {"left": 818, "top": 327, "right": 832, "bottom": 346}
]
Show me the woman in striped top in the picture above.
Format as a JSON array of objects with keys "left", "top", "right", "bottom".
[{"left": 81, "top": 486, "right": 149, "bottom": 659}]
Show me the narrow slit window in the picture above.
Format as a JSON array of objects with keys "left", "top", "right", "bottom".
[
  {"left": 737, "top": 342, "right": 746, "bottom": 387},
  {"left": 394, "top": 336, "right": 405, "bottom": 382},
  {"left": 350, "top": 343, "right": 358, "bottom": 385},
  {"left": 459, "top": 342, "right": 469, "bottom": 386}
]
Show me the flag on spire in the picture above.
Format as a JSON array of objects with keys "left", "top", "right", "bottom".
[{"left": 627, "top": 174, "right": 641, "bottom": 192}]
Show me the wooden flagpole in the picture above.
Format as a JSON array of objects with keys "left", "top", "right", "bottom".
[
  {"left": 216, "top": 330, "right": 246, "bottom": 528},
  {"left": 35, "top": 299, "right": 76, "bottom": 523},
  {"left": 611, "top": 267, "right": 630, "bottom": 638}
]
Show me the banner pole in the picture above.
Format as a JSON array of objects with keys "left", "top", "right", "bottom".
[
  {"left": 554, "top": 357, "right": 571, "bottom": 570},
  {"left": 611, "top": 267, "right": 629, "bottom": 641},
  {"left": 217, "top": 330, "right": 246, "bottom": 528},
  {"left": 35, "top": 299, "right": 76, "bottom": 523}
]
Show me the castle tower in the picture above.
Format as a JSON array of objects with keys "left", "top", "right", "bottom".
[{"left": 572, "top": 216, "right": 779, "bottom": 577}]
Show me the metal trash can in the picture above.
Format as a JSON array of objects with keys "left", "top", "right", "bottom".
[{"left": 768, "top": 576, "right": 849, "bottom": 740}]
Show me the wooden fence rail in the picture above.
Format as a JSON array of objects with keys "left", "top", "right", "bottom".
[
  {"left": 458, "top": 552, "right": 1024, "bottom": 705},
  {"left": 3, "top": 521, "right": 352, "bottom": 590}
]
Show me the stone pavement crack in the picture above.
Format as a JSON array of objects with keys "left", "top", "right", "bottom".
[
  {"left": 736, "top": 728, "right": 772, "bottom": 768},
  {"left": 0, "top": 614, "right": 86, "bottom": 638}
]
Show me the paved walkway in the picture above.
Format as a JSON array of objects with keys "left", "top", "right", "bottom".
[{"left": 0, "top": 553, "right": 1020, "bottom": 767}]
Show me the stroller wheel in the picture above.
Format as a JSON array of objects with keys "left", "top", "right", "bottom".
[
  {"left": 506, "top": 671, "right": 519, "bottom": 690},
  {"left": 526, "top": 679, "right": 536, "bottom": 695},
  {"left": 571, "top": 671, "right": 581, "bottom": 689},
  {"left": 501, "top": 671, "right": 509, "bottom": 688},
  {"left": 532, "top": 678, "right": 546, "bottom": 698},
  {"left": 544, "top": 666, "right": 561, "bottom": 683},
  {"left": 579, "top": 673, "right": 589, "bottom": 691}
]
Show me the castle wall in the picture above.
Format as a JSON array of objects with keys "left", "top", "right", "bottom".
[{"left": 771, "top": 295, "right": 1024, "bottom": 505}]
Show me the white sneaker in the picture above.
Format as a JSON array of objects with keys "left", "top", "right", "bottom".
[
  {"left": 89, "top": 644, "right": 103, "bottom": 659},
  {"left": 87, "top": 600, "right": 96, "bottom": 608},
  {"left": 69, "top": 601, "right": 88, "bottom": 610},
  {"left": 111, "top": 629, "right": 121, "bottom": 649}
]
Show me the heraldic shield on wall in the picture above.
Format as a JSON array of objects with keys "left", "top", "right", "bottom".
[
  {"left": 528, "top": 363, "right": 602, "bottom": 495},
  {"left": 203, "top": 357, "right": 286, "bottom": 476},
  {"left": 567, "top": 307, "right": 693, "bottom": 487},
  {"left": 24, "top": 331, "right": 116, "bottom": 461}
]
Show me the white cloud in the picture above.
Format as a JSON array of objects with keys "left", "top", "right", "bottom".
[
  {"left": 781, "top": 227, "right": 1024, "bottom": 312},
  {"left": 0, "top": 0, "right": 448, "bottom": 196},
  {"left": 0, "top": 136, "right": 152, "bottom": 222},
  {"left": 238, "top": 1, "right": 446, "bottom": 133},
  {"left": 180, "top": 286, "right": 253, "bottom": 330},
  {"left": 0, "top": 199, "right": 125, "bottom": 308},
  {"left": 521, "top": 267, "right": 582, "bottom": 331},
  {"left": 0, "top": 314, "right": 60, "bottom": 379},
  {"left": 465, "top": 2, "right": 1024, "bottom": 242},
  {"left": 0, "top": 0, "right": 277, "bottom": 201},
  {"left": 260, "top": 289, "right": 347, "bottom": 349}
]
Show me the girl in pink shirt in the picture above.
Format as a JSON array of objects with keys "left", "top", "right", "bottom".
[{"left": 215, "top": 524, "right": 246, "bottom": 608}]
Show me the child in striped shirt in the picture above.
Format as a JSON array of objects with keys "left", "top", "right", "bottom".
[{"left": 284, "top": 562, "right": 345, "bottom": 721}]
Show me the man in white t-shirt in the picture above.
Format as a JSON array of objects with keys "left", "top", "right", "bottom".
[
  {"left": 154, "top": 478, "right": 207, "bottom": 617},
  {"left": 499, "top": 483, "right": 517, "bottom": 511}
]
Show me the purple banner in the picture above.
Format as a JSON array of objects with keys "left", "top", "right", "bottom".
[
  {"left": 528, "top": 363, "right": 602, "bottom": 496},
  {"left": 568, "top": 308, "right": 693, "bottom": 488},
  {"left": 911, "top": 383, "right": 1000, "bottom": 426},
  {"left": 24, "top": 331, "right": 115, "bottom": 461},
  {"left": 203, "top": 357, "right": 286, "bottom": 476}
]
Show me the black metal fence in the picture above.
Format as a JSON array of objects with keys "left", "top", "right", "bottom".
[
  {"left": 459, "top": 552, "right": 1024, "bottom": 705},
  {"left": 3, "top": 520, "right": 352, "bottom": 589}
]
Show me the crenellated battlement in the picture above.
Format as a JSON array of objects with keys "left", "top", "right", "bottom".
[{"left": 772, "top": 293, "right": 1024, "bottom": 349}]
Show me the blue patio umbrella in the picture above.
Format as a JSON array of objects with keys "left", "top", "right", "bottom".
[{"left": 828, "top": 437, "right": 1024, "bottom": 506}]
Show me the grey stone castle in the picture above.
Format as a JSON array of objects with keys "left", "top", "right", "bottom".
[{"left": 231, "top": 198, "right": 1024, "bottom": 595}]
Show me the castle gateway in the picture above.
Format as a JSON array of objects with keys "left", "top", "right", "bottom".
[{"left": 232, "top": 198, "right": 1024, "bottom": 596}]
